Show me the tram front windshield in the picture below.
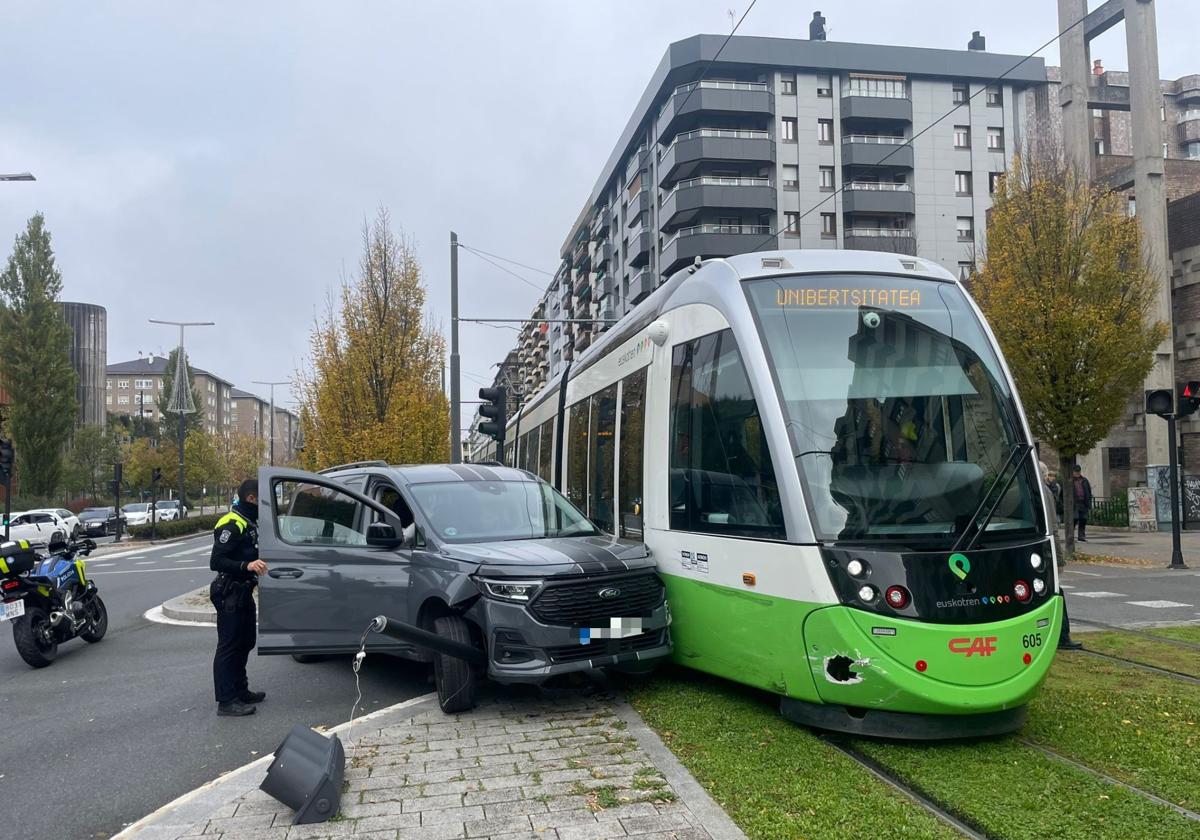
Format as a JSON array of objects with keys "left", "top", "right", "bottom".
[{"left": 745, "top": 274, "right": 1043, "bottom": 547}]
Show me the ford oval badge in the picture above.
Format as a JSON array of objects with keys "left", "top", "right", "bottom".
[{"left": 598, "top": 587, "right": 621, "bottom": 600}]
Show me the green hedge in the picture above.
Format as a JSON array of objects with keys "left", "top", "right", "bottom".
[{"left": 128, "top": 513, "right": 221, "bottom": 541}]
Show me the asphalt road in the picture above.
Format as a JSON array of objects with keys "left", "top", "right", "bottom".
[
  {"left": 0, "top": 535, "right": 430, "bottom": 840},
  {"left": 1063, "top": 562, "right": 1200, "bottom": 629}
]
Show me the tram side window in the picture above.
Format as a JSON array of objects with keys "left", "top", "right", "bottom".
[
  {"left": 538, "top": 418, "right": 554, "bottom": 481},
  {"left": 589, "top": 385, "right": 617, "bottom": 533},
  {"left": 669, "top": 329, "right": 785, "bottom": 539},
  {"left": 522, "top": 426, "right": 540, "bottom": 473},
  {"left": 619, "top": 368, "right": 647, "bottom": 538},
  {"left": 566, "top": 400, "right": 589, "bottom": 511}
]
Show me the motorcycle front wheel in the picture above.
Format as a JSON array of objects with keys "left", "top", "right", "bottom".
[
  {"left": 81, "top": 596, "right": 108, "bottom": 643},
  {"left": 13, "top": 605, "right": 59, "bottom": 668}
]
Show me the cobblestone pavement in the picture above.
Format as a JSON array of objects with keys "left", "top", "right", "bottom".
[{"left": 168, "top": 691, "right": 739, "bottom": 840}]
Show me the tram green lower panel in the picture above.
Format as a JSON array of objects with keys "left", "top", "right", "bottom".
[{"left": 663, "top": 573, "right": 824, "bottom": 702}]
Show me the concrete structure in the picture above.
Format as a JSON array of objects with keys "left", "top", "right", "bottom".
[
  {"left": 106, "top": 356, "right": 234, "bottom": 435},
  {"left": 60, "top": 301, "right": 107, "bottom": 427}
]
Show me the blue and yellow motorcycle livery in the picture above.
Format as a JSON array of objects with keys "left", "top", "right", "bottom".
[{"left": 0, "top": 535, "right": 107, "bottom": 667}]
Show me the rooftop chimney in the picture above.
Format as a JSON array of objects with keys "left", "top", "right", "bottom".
[
  {"left": 967, "top": 31, "right": 986, "bottom": 51},
  {"left": 809, "top": 11, "right": 827, "bottom": 41},
  {"left": 1093, "top": 58, "right": 1105, "bottom": 76}
]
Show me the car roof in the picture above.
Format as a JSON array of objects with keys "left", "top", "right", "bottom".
[{"left": 328, "top": 462, "right": 539, "bottom": 487}]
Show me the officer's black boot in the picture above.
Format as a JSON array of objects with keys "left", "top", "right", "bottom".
[{"left": 217, "top": 700, "right": 257, "bottom": 717}]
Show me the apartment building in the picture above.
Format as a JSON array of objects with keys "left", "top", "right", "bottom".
[
  {"left": 230, "top": 388, "right": 300, "bottom": 464},
  {"left": 106, "top": 356, "right": 234, "bottom": 436}
]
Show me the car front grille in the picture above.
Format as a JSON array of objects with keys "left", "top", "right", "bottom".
[
  {"left": 529, "top": 572, "right": 664, "bottom": 627},
  {"left": 546, "top": 629, "right": 667, "bottom": 664}
]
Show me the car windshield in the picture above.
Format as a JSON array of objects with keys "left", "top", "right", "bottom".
[
  {"left": 408, "top": 480, "right": 599, "bottom": 543},
  {"left": 123, "top": 504, "right": 150, "bottom": 513},
  {"left": 156, "top": 501, "right": 177, "bottom": 508},
  {"left": 745, "top": 274, "right": 1043, "bottom": 547},
  {"left": 81, "top": 508, "right": 110, "bottom": 518}
]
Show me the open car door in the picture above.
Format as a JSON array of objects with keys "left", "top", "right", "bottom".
[{"left": 257, "top": 467, "right": 413, "bottom": 656}]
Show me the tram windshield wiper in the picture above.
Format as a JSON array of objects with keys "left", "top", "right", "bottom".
[{"left": 952, "top": 442, "right": 1032, "bottom": 552}]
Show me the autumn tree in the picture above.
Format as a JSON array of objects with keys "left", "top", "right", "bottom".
[
  {"left": 296, "top": 208, "right": 449, "bottom": 468},
  {"left": 0, "top": 214, "right": 78, "bottom": 497},
  {"left": 973, "top": 154, "right": 1166, "bottom": 557},
  {"left": 66, "top": 424, "right": 119, "bottom": 502},
  {"left": 122, "top": 437, "right": 175, "bottom": 495},
  {"left": 220, "top": 432, "right": 265, "bottom": 486}
]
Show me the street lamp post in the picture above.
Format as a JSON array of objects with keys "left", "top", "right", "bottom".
[
  {"left": 149, "top": 320, "right": 214, "bottom": 514},
  {"left": 252, "top": 380, "right": 290, "bottom": 466},
  {"left": 0, "top": 173, "right": 35, "bottom": 182}
]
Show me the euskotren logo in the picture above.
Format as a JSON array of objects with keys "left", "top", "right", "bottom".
[{"left": 948, "top": 552, "right": 971, "bottom": 580}]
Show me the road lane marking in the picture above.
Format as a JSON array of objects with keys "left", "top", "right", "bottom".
[
  {"left": 1126, "top": 600, "right": 1193, "bottom": 609},
  {"left": 1071, "top": 591, "right": 1126, "bottom": 598},
  {"left": 1066, "top": 570, "right": 1103, "bottom": 577},
  {"left": 1060, "top": 584, "right": 1075, "bottom": 589},
  {"left": 135, "top": 560, "right": 156, "bottom": 565},
  {"left": 92, "top": 563, "right": 114, "bottom": 568},
  {"left": 90, "top": 538, "right": 209, "bottom": 561},
  {"left": 168, "top": 545, "right": 210, "bottom": 557},
  {"left": 89, "top": 566, "right": 207, "bottom": 575}
]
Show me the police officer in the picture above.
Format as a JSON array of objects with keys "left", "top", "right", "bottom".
[{"left": 210, "top": 478, "right": 268, "bottom": 716}]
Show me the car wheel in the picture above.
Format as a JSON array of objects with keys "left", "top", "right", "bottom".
[{"left": 432, "top": 615, "right": 478, "bottom": 714}]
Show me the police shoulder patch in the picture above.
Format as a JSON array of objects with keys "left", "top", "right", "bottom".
[{"left": 219, "top": 530, "right": 231, "bottom": 544}]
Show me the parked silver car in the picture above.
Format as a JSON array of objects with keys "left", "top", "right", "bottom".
[{"left": 257, "top": 464, "right": 672, "bottom": 713}]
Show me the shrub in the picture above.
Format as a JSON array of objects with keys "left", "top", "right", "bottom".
[{"left": 128, "top": 513, "right": 221, "bottom": 541}]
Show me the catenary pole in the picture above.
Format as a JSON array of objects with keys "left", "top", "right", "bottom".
[
  {"left": 450, "top": 231, "right": 462, "bottom": 463},
  {"left": 149, "top": 319, "right": 213, "bottom": 516}
]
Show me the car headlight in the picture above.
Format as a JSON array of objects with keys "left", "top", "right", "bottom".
[{"left": 478, "top": 579, "right": 543, "bottom": 602}]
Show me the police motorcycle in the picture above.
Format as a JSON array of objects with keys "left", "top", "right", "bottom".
[{"left": 0, "top": 534, "right": 108, "bottom": 667}]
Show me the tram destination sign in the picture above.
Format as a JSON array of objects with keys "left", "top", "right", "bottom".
[{"left": 774, "top": 287, "right": 923, "bottom": 308}]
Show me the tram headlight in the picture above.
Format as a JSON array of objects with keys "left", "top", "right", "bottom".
[
  {"left": 885, "top": 585, "right": 911, "bottom": 609},
  {"left": 1013, "top": 580, "right": 1032, "bottom": 603},
  {"left": 1030, "top": 553, "right": 1043, "bottom": 570},
  {"left": 846, "top": 559, "right": 867, "bottom": 577},
  {"left": 858, "top": 584, "right": 877, "bottom": 603},
  {"left": 1032, "top": 577, "right": 1046, "bottom": 595}
]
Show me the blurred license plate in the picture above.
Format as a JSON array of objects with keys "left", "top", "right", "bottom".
[
  {"left": 580, "top": 618, "right": 643, "bottom": 644},
  {"left": 1, "top": 600, "right": 25, "bottom": 622}
]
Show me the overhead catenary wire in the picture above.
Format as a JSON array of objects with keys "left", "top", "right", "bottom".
[
  {"left": 456, "top": 245, "right": 547, "bottom": 292},
  {"left": 750, "top": 6, "right": 1094, "bottom": 250},
  {"left": 669, "top": 0, "right": 760, "bottom": 119},
  {"left": 456, "top": 243, "right": 556, "bottom": 277}
]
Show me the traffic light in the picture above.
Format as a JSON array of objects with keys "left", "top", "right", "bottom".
[
  {"left": 1146, "top": 388, "right": 1175, "bottom": 418},
  {"left": 1178, "top": 381, "right": 1200, "bottom": 418},
  {"left": 0, "top": 439, "right": 13, "bottom": 480},
  {"left": 478, "top": 386, "right": 507, "bottom": 448},
  {"left": 151, "top": 467, "right": 162, "bottom": 484}
]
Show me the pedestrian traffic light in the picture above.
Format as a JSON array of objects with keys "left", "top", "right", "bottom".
[
  {"left": 151, "top": 467, "right": 162, "bottom": 484},
  {"left": 0, "top": 439, "right": 13, "bottom": 480},
  {"left": 1146, "top": 388, "right": 1175, "bottom": 417},
  {"left": 477, "top": 387, "right": 507, "bottom": 443},
  {"left": 1178, "top": 381, "right": 1200, "bottom": 418}
]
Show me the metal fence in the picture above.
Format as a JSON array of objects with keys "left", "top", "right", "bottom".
[{"left": 1089, "top": 495, "right": 1130, "bottom": 528}]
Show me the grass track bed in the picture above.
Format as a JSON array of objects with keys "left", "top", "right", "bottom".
[{"left": 1076, "top": 630, "right": 1200, "bottom": 678}]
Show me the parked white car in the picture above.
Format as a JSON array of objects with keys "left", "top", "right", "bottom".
[
  {"left": 154, "top": 500, "right": 186, "bottom": 521},
  {"left": 121, "top": 503, "right": 154, "bottom": 527},
  {"left": 4, "top": 511, "right": 70, "bottom": 547},
  {"left": 29, "top": 508, "right": 82, "bottom": 539}
]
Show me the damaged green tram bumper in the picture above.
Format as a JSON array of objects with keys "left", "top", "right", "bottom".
[{"left": 782, "top": 596, "right": 1063, "bottom": 738}]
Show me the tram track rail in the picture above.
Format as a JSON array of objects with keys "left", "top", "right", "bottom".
[
  {"left": 1072, "top": 618, "right": 1200, "bottom": 651},
  {"left": 821, "top": 737, "right": 992, "bottom": 840},
  {"left": 1072, "top": 647, "right": 1200, "bottom": 685}
]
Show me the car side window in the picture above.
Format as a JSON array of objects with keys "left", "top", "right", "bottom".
[{"left": 273, "top": 480, "right": 369, "bottom": 547}]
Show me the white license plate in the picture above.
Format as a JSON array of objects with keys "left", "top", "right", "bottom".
[
  {"left": 1, "top": 600, "right": 25, "bottom": 622},
  {"left": 580, "top": 617, "right": 644, "bottom": 644}
]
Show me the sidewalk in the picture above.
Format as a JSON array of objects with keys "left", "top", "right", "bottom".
[
  {"left": 120, "top": 688, "right": 744, "bottom": 840},
  {"left": 1074, "top": 525, "right": 1200, "bottom": 564}
]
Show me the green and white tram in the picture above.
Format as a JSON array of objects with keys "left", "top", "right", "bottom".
[{"left": 487, "top": 249, "right": 1060, "bottom": 738}]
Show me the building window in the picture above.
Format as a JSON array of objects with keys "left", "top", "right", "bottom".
[
  {"left": 847, "top": 74, "right": 907, "bottom": 99},
  {"left": 821, "top": 213, "right": 837, "bottom": 238},
  {"left": 1128, "top": 195, "right": 1137, "bottom": 217},
  {"left": 819, "top": 166, "right": 835, "bottom": 191},
  {"left": 106, "top": 380, "right": 112, "bottom": 390},
  {"left": 954, "top": 125, "right": 970, "bottom": 148},
  {"left": 117, "top": 396, "right": 129, "bottom": 405},
  {"left": 669, "top": 329, "right": 784, "bottom": 539},
  {"left": 1108, "top": 447, "right": 1131, "bottom": 470},
  {"left": 118, "top": 380, "right": 129, "bottom": 389},
  {"left": 953, "top": 83, "right": 969, "bottom": 104},
  {"left": 958, "top": 261, "right": 974, "bottom": 281},
  {"left": 134, "top": 378, "right": 152, "bottom": 389},
  {"left": 784, "top": 211, "right": 801, "bottom": 237},
  {"left": 781, "top": 118, "right": 797, "bottom": 142},
  {"left": 1095, "top": 139, "right": 1106, "bottom": 156},
  {"left": 957, "top": 216, "right": 974, "bottom": 242},
  {"left": 781, "top": 73, "right": 796, "bottom": 95},
  {"left": 955, "top": 171, "right": 972, "bottom": 196},
  {"left": 105, "top": 395, "right": 112, "bottom": 406},
  {"left": 782, "top": 164, "right": 799, "bottom": 190},
  {"left": 158, "top": 380, "right": 164, "bottom": 389},
  {"left": 817, "top": 119, "right": 833, "bottom": 144},
  {"left": 987, "top": 127, "right": 1004, "bottom": 151},
  {"left": 816, "top": 74, "right": 832, "bottom": 97},
  {"left": 985, "top": 86, "right": 1002, "bottom": 106},
  {"left": 989, "top": 172, "right": 1004, "bottom": 194}
]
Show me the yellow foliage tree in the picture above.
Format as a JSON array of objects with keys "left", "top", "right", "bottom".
[
  {"left": 221, "top": 432, "right": 266, "bottom": 485},
  {"left": 973, "top": 154, "right": 1167, "bottom": 556},
  {"left": 296, "top": 208, "right": 449, "bottom": 469}
]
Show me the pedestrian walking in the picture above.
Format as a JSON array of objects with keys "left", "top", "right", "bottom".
[
  {"left": 1041, "top": 461, "right": 1082, "bottom": 650},
  {"left": 1046, "top": 469, "right": 1063, "bottom": 520},
  {"left": 210, "top": 478, "right": 268, "bottom": 716},
  {"left": 1072, "top": 465, "right": 1093, "bottom": 542}
]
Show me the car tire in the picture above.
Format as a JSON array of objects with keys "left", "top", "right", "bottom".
[
  {"left": 13, "top": 605, "right": 58, "bottom": 668},
  {"left": 432, "top": 615, "right": 478, "bottom": 714}
]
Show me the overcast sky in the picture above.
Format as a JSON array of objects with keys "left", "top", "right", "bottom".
[{"left": 2, "top": 1, "right": 1196, "bottom": 422}]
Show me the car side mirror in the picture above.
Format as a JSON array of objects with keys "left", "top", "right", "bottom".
[{"left": 366, "top": 521, "right": 403, "bottom": 549}]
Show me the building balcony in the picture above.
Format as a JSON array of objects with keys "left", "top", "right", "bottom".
[
  {"left": 629, "top": 268, "right": 655, "bottom": 305},
  {"left": 628, "top": 229, "right": 651, "bottom": 267},
  {"left": 658, "top": 128, "right": 775, "bottom": 185},
  {"left": 660, "top": 224, "right": 777, "bottom": 275},
  {"left": 841, "top": 182, "right": 915, "bottom": 215},
  {"left": 844, "top": 227, "right": 917, "bottom": 255},
  {"left": 626, "top": 189, "right": 649, "bottom": 225},
  {"left": 575, "top": 275, "right": 593, "bottom": 303},
  {"left": 656, "top": 80, "right": 774, "bottom": 144},
  {"left": 659, "top": 176, "right": 776, "bottom": 229},
  {"left": 591, "top": 205, "right": 611, "bottom": 237},
  {"left": 841, "top": 135, "right": 913, "bottom": 168},
  {"left": 597, "top": 271, "right": 615, "bottom": 299},
  {"left": 575, "top": 328, "right": 593, "bottom": 353},
  {"left": 1178, "top": 112, "right": 1200, "bottom": 143},
  {"left": 625, "top": 147, "right": 649, "bottom": 183},
  {"left": 841, "top": 95, "right": 913, "bottom": 124},
  {"left": 594, "top": 239, "right": 612, "bottom": 268}
]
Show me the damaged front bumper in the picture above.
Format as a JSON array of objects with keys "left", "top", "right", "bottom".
[{"left": 465, "top": 597, "right": 672, "bottom": 684}]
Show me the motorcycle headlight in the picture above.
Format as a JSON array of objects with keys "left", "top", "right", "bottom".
[{"left": 478, "top": 579, "right": 543, "bottom": 602}]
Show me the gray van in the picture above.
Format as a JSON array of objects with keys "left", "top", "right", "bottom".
[{"left": 257, "top": 463, "right": 671, "bottom": 712}]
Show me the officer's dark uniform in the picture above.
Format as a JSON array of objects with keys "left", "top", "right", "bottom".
[{"left": 210, "top": 502, "right": 259, "bottom": 705}]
